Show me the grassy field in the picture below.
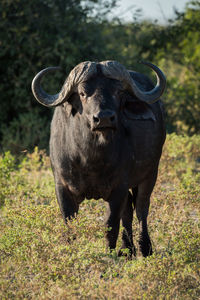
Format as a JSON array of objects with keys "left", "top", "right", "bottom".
[{"left": 0, "top": 134, "right": 200, "bottom": 299}]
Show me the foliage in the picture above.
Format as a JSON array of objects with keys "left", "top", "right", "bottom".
[
  {"left": 0, "top": 134, "right": 200, "bottom": 298},
  {"left": 102, "top": 20, "right": 164, "bottom": 72}
]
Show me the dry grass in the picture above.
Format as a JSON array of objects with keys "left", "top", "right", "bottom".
[{"left": 0, "top": 134, "right": 200, "bottom": 299}]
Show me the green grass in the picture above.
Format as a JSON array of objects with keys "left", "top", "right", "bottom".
[{"left": 0, "top": 134, "right": 200, "bottom": 299}]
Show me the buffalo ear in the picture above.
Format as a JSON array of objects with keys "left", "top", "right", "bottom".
[
  {"left": 123, "top": 101, "right": 156, "bottom": 121},
  {"left": 63, "top": 93, "right": 82, "bottom": 117},
  {"left": 63, "top": 102, "right": 73, "bottom": 117}
]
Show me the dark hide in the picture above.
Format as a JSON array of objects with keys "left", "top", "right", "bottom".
[{"left": 49, "top": 67, "right": 166, "bottom": 257}]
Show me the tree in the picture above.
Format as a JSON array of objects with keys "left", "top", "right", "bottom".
[
  {"left": 153, "top": 0, "right": 200, "bottom": 134},
  {"left": 0, "top": 0, "right": 116, "bottom": 152}
]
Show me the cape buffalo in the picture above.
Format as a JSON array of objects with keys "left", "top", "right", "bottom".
[{"left": 32, "top": 60, "right": 166, "bottom": 257}]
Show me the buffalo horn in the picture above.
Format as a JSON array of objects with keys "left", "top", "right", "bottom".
[
  {"left": 129, "top": 61, "right": 166, "bottom": 104},
  {"left": 31, "top": 67, "right": 69, "bottom": 107},
  {"left": 31, "top": 62, "right": 97, "bottom": 107}
]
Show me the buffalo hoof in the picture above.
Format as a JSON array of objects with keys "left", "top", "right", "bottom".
[{"left": 139, "top": 239, "right": 153, "bottom": 257}]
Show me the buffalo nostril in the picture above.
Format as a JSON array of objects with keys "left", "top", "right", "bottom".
[
  {"left": 93, "top": 116, "right": 100, "bottom": 124},
  {"left": 93, "top": 111, "right": 117, "bottom": 129}
]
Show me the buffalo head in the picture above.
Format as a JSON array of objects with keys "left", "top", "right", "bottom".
[{"left": 32, "top": 61, "right": 166, "bottom": 134}]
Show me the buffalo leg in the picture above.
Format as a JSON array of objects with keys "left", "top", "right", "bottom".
[
  {"left": 55, "top": 182, "right": 79, "bottom": 223},
  {"left": 135, "top": 171, "right": 158, "bottom": 257},
  {"left": 118, "top": 190, "right": 137, "bottom": 257},
  {"left": 105, "top": 187, "right": 128, "bottom": 250}
]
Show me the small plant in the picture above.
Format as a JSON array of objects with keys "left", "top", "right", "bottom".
[{"left": 0, "top": 151, "right": 15, "bottom": 207}]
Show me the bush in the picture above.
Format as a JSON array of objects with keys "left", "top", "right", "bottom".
[{"left": 1, "top": 108, "right": 51, "bottom": 152}]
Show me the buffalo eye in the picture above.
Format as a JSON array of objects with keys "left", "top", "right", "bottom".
[
  {"left": 80, "top": 92, "right": 85, "bottom": 97},
  {"left": 79, "top": 92, "right": 87, "bottom": 101}
]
